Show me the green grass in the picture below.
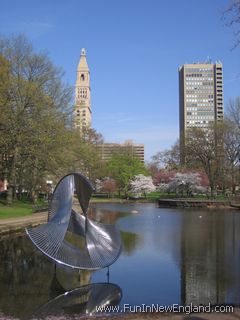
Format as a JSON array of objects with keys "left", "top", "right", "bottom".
[
  {"left": 146, "top": 192, "right": 162, "bottom": 201},
  {"left": 90, "top": 197, "right": 128, "bottom": 203},
  {"left": 147, "top": 191, "right": 231, "bottom": 201},
  {"left": 0, "top": 200, "right": 33, "bottom": 219},
  {"left": 91, "top": 192, "right": 231, "bottom": 203}
]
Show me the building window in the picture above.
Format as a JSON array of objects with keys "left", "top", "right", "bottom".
[{"left": 81, "top": 74, "right": 85, "bottom": 81}]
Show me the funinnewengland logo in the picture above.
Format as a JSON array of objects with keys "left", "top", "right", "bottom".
[{"left": 95, "top": 303, "right": 234, "bottom": 315}]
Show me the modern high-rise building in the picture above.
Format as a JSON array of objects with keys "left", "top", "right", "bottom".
[
  {"left": 74, "top": 48, "right": 92, "bottom": 134},
  {"left": 179, "top": 62, "right": 223, "bottom": 161}
]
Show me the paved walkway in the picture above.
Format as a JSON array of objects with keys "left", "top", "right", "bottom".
[{"left": 0, "top": 211, "right": 48, "bottom": 235}]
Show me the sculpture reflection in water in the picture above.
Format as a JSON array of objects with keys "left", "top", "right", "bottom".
[
  {"left": 26, "top": 172, "right": 122, "bottom": 269},
  {"left": 25, "top": 173, "right": 122, "bottom": 317},
  {"left": 34, "top": 283, "right": 122, "bottom": 318}
]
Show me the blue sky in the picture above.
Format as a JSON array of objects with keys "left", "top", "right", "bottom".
[{"left": 1, "top": 0, "right": 240, "bottom": 161}]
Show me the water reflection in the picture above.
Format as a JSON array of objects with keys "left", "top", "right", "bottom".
[
  {"left": 180, "top": 210, "right": 240, "bottom": 306},
  {"left": 0, "top": 204, "right": 240, "bottom": 319},
  {"left": 0, "top": 233, "right": 52, "bottom": 318},
  {"left": 34, "top": 283, "right": 122, "bottom": 319},
  {"left": 121, "top": 231, "right": 143, "bottom": 256},
  {"left": 90, "top": 206, "right": 144, "bottom": 255},
  {"left": 0, "top": 233, "right": 92, "bottom": 319},
  {"left": 92, "top": 204, "right": 240, "bottom": 307}
]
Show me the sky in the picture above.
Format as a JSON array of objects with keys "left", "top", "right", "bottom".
[{"left": 0, "top": 0, "right": 240, "bottom": 161}]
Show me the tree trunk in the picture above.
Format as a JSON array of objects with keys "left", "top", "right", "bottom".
[
  {"left": 6, "top": 186, "right": 13, "bottom": 205},
  {"left": 6, "top": 149, "right": 17, "bottom": 205},
  {"left": 31, "top": 190, "right": 38, "bottom": 205}
]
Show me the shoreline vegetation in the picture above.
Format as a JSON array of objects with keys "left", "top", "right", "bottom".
[
  {"left": 0, "top": 196, "right": 239, "bottom": 236},
  {"left": 0, "top": 192, "right": 239, "bottom": 221}
]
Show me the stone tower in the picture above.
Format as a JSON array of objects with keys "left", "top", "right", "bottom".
[{"left": 74, "top": 48, "right": 91, "bottom": 133}]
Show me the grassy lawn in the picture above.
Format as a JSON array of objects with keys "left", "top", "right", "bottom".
[
  {"left": 0, "top": 201, "right": 33, "bottom": 219},
  {"left": 90, "top": 197, "right": 128, "bottom": 203},
  {"left": 90, "top": 192, "right": 232, "bottom": 203},
  {"left": 147, "top": 191, "right": 231, "bottom": 201}
]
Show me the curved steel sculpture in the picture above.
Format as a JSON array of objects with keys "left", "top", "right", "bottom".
[{"left": 26, "top": 173, "right": 122, "bottom": 270}]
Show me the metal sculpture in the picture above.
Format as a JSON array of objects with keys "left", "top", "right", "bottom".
[
  {"left": 34, "top": 283, "right": 122, "bottom": 318},
  {"left": 26, "top": 173, "right": 122, "bottom": 269}
]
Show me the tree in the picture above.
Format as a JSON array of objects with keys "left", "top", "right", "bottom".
[
  {"left": 129, "top": 174, "right": 155, "bottom": 197},
  {"left": 185, "top": 116, "right": 240, "bottom": 195},
  {"left": 0, "top": 55, "right": 11, "bottom": 187},
  {"left": 223, "top": 121, "right": 240, "bottom": 192},
  {"left": 166, "top": 172, "right": 204, "bottom": 197},
  {"left": 224, "top": 100, "right": 240, "bottom": 192},
  {"left": 106, "top": 153, "right": 148, "bottom": 197},
  {"left": 184, "top": 124, "right": 224, "bottom": 196},
  {"left": 81, "top": 127, "right": 104, "bottom": 145},
  {"left": 95, "top": 177, "right": 117, "bottom": 197},
  {"left": 227, "top": 97, "right": 240, "bottom": 129},
  {"left": 0, "top": 35, "right": 73, "bottom": 203},
  {"left": 151, "top": 140, "right": 180, "bottom": 170},
  {"left": 0, "top": 180, "right": 4, "bottom": 192},
  {"left": 70, "top": 128, "right": 106, "bottom": 183},
  {"left": 152, "top": 169, "right": 176, "bottom": 186},
  {"left": 223, "top": 0, "right": 240, "bottom": 48}
]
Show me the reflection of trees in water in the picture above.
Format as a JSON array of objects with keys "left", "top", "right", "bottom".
[
  {"left": 121, "top": 230, "right": 143, "bottom": 255},
  {"left": 55, "top": 265, "right": 91, "bottom": 292},
  {"left": 88, "top": 206, "right": 128, "bottom": 224},
  {"left": 139, "top": 208, "right": 240, "bottom": 307},
  {"left": 180, "top": 210, "right": 240, "bottom": 306},
  {"left": 150, "top": 212, "right": 182, "bottom": 265},
  {"left": 88, "top": 207, "right": 143, "bottom": 255},
  {"left": 0, "top": 233, "right": 91, "bottom": 319}
]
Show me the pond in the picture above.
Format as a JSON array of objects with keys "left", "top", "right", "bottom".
[{"left": 0, "top": 203, "right": 240, "bottom": 319}]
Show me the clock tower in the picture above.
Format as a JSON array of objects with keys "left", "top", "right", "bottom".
[{"left": 74, "top": 48, "right": 91, "bottom": 134}]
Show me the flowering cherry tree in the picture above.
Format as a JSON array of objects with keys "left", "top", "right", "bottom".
[
  {"left": 153, "top": 169, "right": 176, "bottom": 185},
  {"left": 129, "top": 174, "right": 156, "bottom": 197},
  {"left": 95, "top": 177, "right": 117, "bottom": 197},
  {"left": 167, "top": 172, "right": 206, "bottom": 196}
]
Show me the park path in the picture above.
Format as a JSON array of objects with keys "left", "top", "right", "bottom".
[
  {"left": 0, "top": 211, "right": 48, "bottom": 235},
  {"left": 0, "top": 201, "right": 87, "bottom": 235}
]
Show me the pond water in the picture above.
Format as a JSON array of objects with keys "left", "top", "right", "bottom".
[{"left": 0, "top": 203, "right": 240, "bottom": 319}]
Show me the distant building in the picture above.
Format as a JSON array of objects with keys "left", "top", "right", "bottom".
[
  {"left": 179, "top": 62, "right": 223, "bottom": 162},
  {"left": 74, "top": 48, "right": 91, "bottom": 134},
  {"left": 96, "top": 141, "right": 145, "bottom": 163}
]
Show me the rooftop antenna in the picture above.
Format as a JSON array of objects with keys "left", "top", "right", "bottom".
[{"left": 206, "top": 56, "right": 212, "bottom": 64}]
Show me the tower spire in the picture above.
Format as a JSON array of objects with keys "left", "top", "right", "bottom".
[
  {"left": 74, "top": 48, "right": 91, "bottom": 134},
  {"left": 77, "top": 48, "right": 89, "bottom": 71}
]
